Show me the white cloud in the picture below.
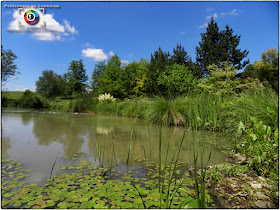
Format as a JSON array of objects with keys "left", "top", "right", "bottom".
[
  {"left": 179, "top": 32, "right": 185, "bottom": 35},
  {"left": 2, "top": 82, "right": 9, "bottom": 86},
  {"left": 121, "top": 60, "right": 129, "bottom": 65},
  {"left": 220, "top": 9, "right": 239, "bottom": 17},
  {"left": 199, "top": 23, "right": 208, "bottom": 29},
  {"left": 32, "top": 31, "right": 62, "bottom": 41},
  {"left": 63, "top": 19, "right": 78, "bottom": 34},
  {"left": 206, "top": 8, "right": 213, "bottom": 12},
  {"left": 82, "top": 48, "right": 108, "bottom": 62},
  {"left": 206, "top": 12, "right": 218, "bottom": 20},
  {"left": 109, "top": 51, "right": 115, "bottom": 56},
  {"left": 8, "top": 9, "right": 77, "bottom": 41}
]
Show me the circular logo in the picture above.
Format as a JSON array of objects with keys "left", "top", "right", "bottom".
[{"left": 24, "top": 10, "right": 39, "bottom": 25}]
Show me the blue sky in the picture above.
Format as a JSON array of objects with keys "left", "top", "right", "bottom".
[{"left": 1, "top": 1, "right": 279, "bottom": 91}]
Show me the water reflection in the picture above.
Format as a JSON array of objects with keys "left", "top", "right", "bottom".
[{"left": 2, "top": 111, "right": 230, "bottom": 184}]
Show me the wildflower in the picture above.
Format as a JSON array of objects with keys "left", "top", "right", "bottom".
[{"left": 98, "top": 93, "right": 116, "bottom": 102}]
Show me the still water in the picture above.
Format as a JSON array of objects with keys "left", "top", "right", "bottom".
[{"left": 2, "top": 110, "right": 230, "bottom": 185}]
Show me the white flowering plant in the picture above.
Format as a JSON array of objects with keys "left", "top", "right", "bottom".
[{"left": 98, "top": 93, "right": 116, "bottom": 102}]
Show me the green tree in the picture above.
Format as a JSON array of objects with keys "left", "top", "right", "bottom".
[
  {"left": 197, "top": 62, "right": 242, "bottom": 96},
  {"left": 158, "top": 63, "right": 197, "bottom": 97},
  {"left": 254, "top": 48, "right": 279, "bottom": 92},
  {"left": 36, "top": 70, "right": 66, "bottom": 99},
  {"left": 91, "top": 61, "right": 105, "bottom": 93},
  {"left": 98, "top": 55, "right": 123, "bottom": 98},
  {"left": 171, "top": 44, "right": 190, "bottom": 66},
  {"left": 121, "top": 59, "right": 148, "bottom": 98},
  {"left": 66, "top": 60, "right": 88, "bottom": 95},
  {"left": 240, "top": 64, "right": 259, "bottom": 79},
  {"left": 18, "top": 90, "right": 44, "bottom": 108},
  {"left": 146, "top": 47, "right": 171, "bottom": 95},
  {"left": 1, "top": 45, "right": 19, "bottom": 83},
  {"left": 196, "top": 18, "right": 249, "bottom": 76}
]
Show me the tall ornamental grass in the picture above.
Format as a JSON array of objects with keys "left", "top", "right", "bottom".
[
  {"left": 145, "top": 97, "right": 188, "bottom": 126},
  {"left": 222, "top": 87, "right": 279, "bottom": 132}
]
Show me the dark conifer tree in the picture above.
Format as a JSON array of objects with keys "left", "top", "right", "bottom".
[
  {"left": 196, "top": 18, "right": 249, "bottom": 76},
  {"left": 146, "top": 47, "right": 171, "bottom": 95}
]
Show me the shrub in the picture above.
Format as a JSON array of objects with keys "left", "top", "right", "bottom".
[
  {"left": 17, "top": 90, "right": 45, "bottom": 109},
  {"left": 119, "top": 100, "right": 147, "bottom": 118},
  {"left": 64, "top": 93, "right": 97, "bottom": 113},
  {"left": 96, "top": 100, "right": 119, "bottom": 115}
]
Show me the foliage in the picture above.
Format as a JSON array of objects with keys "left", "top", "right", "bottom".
[
  {"left": 91, "top": 61, "right": 105, "bottom": 93},
  {"left": 170, "top": 43, "right": 191, "bottom": 66},
  {"left": 197, "top": 62, "right": 259, "bottom": 96},
  {"left": 121, "top": 59, "right": 148, "bottom": 98},
  {"left": 253, "top": 48, "right": 279, "bottom": 92},
  {"left": 65, "top": 59, "right": 88, "bottom": 94},
  {"left": 96, "top": 100, "right": 119, "bottom": 115},
  {"left": 205, "top": 163, "right": 249, "bottom": 182},
  {"left": 240, "top": 64, "right": 259, "bottom": 79},
  {"left": 196, "top": 18, "right": 249, "bottom": 76},
  {"left": 223, "top": 87, "right": 278, "bottom": 132},
  {"left": 184, "top": 93, "right": 222, "bottom": 130},
  {"left": 118, "top": 100, "right": 146, "bottom": 118},
  {"left": 146, "top": 47, "right": 171, "bottom": 95},
  {"left": 158, "top": 64, "right": 198, "bottom": 97},
  {"left": 36, "top": 70, "right": 67, "bottom": 99},
  {"left": 64, "top": 93, "right": 97, "bottom": 113},
  {"left": 17, "top": 90, "right": 46, "bottom": 109},
  {"left": 237, "top": 117, "right": 279, "bottom": 178},
  {"left": 98, "top": 55, "right": 123, "bottom": 98},
  {"left": 145, "top": 97, "right": 188, "bottom": 126},
  {"left": 1, "top": 45, "right": 19, "bottom": 83}
]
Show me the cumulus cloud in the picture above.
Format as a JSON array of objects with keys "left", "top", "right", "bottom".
[
  {"left": 32, "top": 31, "right": 62, "bottom": 41},
  {"left": 109, "top": 51, "right": 115, "bottom": 56},
  {"left": 220, "top": 9, "right": 239, "bottom": 17},
  {"left": 82, "top": 48, "right": 108, "bottom": 62},
  {"left": 121, "top": 60, "right": 129, "bottom": 65},
  {"left": 206, "top": 12, "right": 218, "bottom": 20},
  {"left": 8, "top": 9, "right": 77, "bottom": 41},
  {"left": 63, "top": 19, "right": 78, "bottom": 34}
]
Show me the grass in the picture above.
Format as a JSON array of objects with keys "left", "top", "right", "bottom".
[
  {"left": 145, "top": 97, "right": 188, "bottom": 126},
  {"left": 222, "top": 87, "right": 279, "bottom": 131},
  {"left": 2, "top": 91, "right": 24, "bottom": 100}
]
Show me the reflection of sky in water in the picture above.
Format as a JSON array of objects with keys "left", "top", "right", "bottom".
[{"left": 2, "top": 111, "right": 230, "bottom": 185}]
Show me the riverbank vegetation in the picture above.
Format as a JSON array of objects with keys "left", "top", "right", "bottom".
[{"left": 2, "top": 18, "right": 279, "bottom": 208}]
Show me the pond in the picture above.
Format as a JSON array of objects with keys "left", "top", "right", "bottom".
[{"left": 2, "top": 110, "right": 230, "bottom": 187}]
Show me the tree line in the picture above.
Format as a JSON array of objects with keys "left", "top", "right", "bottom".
[{"left": 2, "top": 18, "right": 279, "bottom": 99}]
